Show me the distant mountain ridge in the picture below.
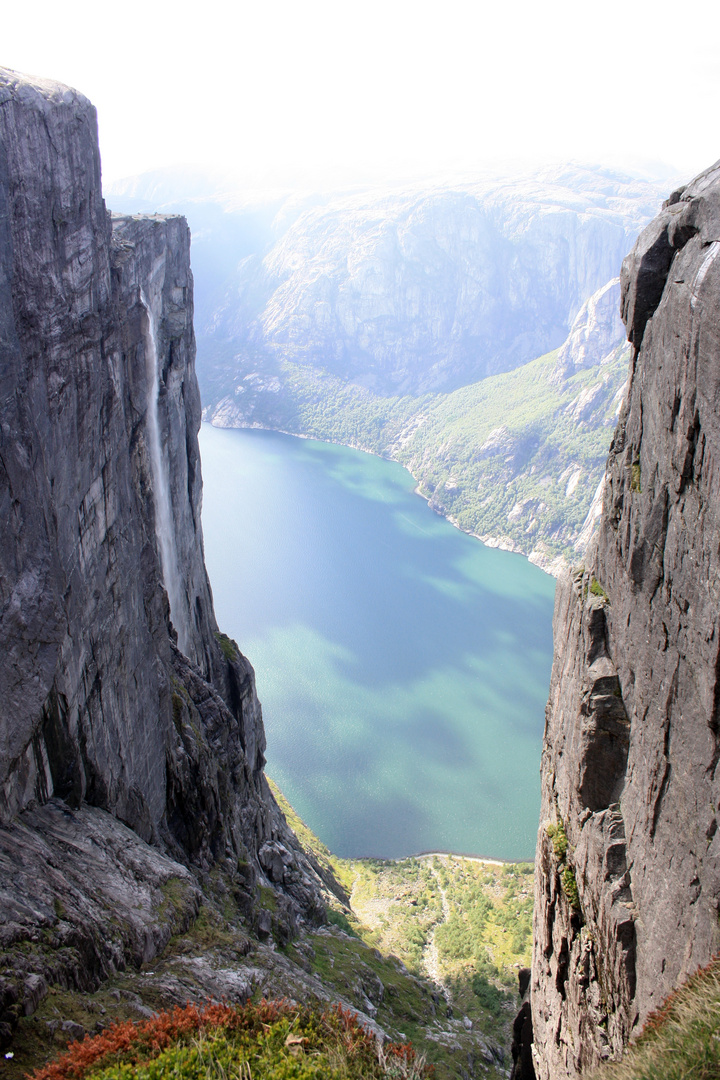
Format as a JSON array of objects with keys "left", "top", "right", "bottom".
[
  {"left": 109, "top": 164, "right": 664, "bottom": 570},
  {"left": 109, "top": 163, "right": 663, "bottom": 396}
]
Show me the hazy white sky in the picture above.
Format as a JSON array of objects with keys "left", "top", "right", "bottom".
[{"left": 4, "top": 0, "right": 720, "bottom": 188}]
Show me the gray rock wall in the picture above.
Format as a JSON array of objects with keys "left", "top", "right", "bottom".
[
  {"left": 0, "top": 69, "right": 230, "bottom": 845},
  {"left": 530, "top": 161, "right": 720, "bottom": 1076},
  {"left": 0, "top": 68, "right": 329, "bottom": 1038}
]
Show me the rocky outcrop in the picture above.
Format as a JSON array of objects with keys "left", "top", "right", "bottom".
[
  {"left": 0, "top": 800, "right": 201, "bottom": 1045},
  {"left": 551, "top": 278, "right": 626, "bottom": 384},
  {"left": 530, "top": 161, "right": 720, "bottom": 1076},
  {"left": 0, "top": 68, "right": 330, "bottom": 1045}
]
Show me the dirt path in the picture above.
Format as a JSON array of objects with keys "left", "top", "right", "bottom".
[{"left": 422, "top": 863, "right": 452, "bottom": 1003}]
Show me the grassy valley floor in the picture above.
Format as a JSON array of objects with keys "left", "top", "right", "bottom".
[{"left": 269, "top": 780, "right": 534, "bottom": 1077}]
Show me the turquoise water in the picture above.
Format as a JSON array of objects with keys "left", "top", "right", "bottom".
[{"left": 199, "top": 425, "right": 556, "bottom": 860}]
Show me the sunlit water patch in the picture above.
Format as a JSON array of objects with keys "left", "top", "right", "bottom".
[{"left": 199, "top": 425, "right": 555, "bottom": 859}]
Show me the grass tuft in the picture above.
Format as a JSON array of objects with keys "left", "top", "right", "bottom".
[
  {"left": 546, "top": 821, "right": 569, "bottom": 862},
  {"left": 589, "top": 576, "right": 609, "bottom": 602},
  {"left": 214, "top": 632, "right": 239, "bottom": 663},
  {"left": 592, "top": 955, "right": 720, "bottom": 1079}
]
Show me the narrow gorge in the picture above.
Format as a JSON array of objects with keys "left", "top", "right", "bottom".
[{"left": 2, "top": 62, "right": 719, "bottom": 1080}]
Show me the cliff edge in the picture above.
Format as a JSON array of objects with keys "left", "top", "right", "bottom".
[
  {"left": 0, "top": 69, "right": 332, "bottom": 1046},
  {"left": 528, "top": 161, "right": 720, "bottom": 1076}
]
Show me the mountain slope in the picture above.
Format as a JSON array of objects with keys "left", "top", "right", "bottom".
[
  {"left": 109, "top": 165, "right": 664, "bottom": 570},
  {"left": 198, "top": 169, "right": 655, "bottom": 397},
  {"left": 208, "top": 277, "right": 630, "bottom": 572},
  {"left": 108, "top": 164, "right": 662, "bottom": 401}
]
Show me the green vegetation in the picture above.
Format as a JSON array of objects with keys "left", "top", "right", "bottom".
[
  {"left": 30, "top": 1001, "right": 430, "bottom": 1080},
  {"left": 470, "top": 974, "right": 508, "bottom": 1017},
  {"left": 592, "top": 956, "right": 720, "bottom": 1079},
  {"left": 431, "top": 861, "right": 533, "bottom": 986},
  {"left": 546, "top": 820, "right": 568, "bottom": 861},
  {"left": 158, "top": 877, "right": 195, "bottom": 927},
  {"left": 257, "top": 885, "right": 278, "bottom": 913},
  {"left": 291, "top": 930, "right": 441, "bottom": 1068},
  {"left": 561, "top": 867, "right": 581, "bottom": 912},
  {"left": 326, "top": 909, "right": 357, "bottom": 936},
  {"left": 214, "top": 632, "right": 239, "bottom": 662},
  {"left": 166, "top": 902, "right": 243, "bottom": 955},
  {"left": 346, "top": 858, "right": 443, "bottom": 968},
  {"left": 217, "top": 341, "right": 630, "bottom": 565},
  {"left": 589, "top": 576, "right": 609, "bottom": 602},
  {"left": 547, "top": 818, "right": 581, "bottom": 917}
]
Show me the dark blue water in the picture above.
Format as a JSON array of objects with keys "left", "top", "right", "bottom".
[{"left": 199, "top": 424, "right": 555, "bottom": 859}]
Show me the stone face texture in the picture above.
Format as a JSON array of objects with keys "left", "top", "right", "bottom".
[
  {"left": 531, "top": 161, "right": 720, "bottom": 1077},
  {"left": 193, "top": 168, "right": 661, "bottom": 416},
  {"left": 552, "top": 278, "right": 626, "bottom": 383},
  {"left": 0, "top": 68, "right": 327, "bottom": 1031}
]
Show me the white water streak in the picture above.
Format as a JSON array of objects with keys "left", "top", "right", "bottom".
[
  {"left": 141, "top": 291, "right": 190, "bottom": 656},
  {"left": 690, "top": 241, "right": 720, "bottom": 310}
]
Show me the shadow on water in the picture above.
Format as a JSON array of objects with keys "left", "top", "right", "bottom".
[{"left": 199, "top": 425, "right": 556, "bottom": 860}]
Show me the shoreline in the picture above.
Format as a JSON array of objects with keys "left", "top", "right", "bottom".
[
  {"left": 390, "top": 850, "right": 533, "bottom": 866},
  {"left": 203, "top": 416, "right": 564, "bottom": 580},
  {"left": 268, "top": 780, "right": 536, "bottom": 869}
]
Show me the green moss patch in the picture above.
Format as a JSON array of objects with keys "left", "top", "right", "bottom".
[
  {"left": 546, "top": 820, "right": 569, "bottom": 862},
  {"left": 214, "top": 633, "right": 239, "bottom": 663},
  {"left": 589, "top": 577, "right": 609, "bottom": 602}
]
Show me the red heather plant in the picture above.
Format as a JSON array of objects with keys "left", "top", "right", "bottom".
[{"left": 30, "top": 1000, "right": 431, "bottom": 1080}]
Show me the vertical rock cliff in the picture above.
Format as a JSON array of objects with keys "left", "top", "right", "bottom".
[
  {"left": 0, "top": 68, "right": 329, "bottom": 1041},
  {"left": 529, "top": 161, "right": 720, "bottom": 1076}
]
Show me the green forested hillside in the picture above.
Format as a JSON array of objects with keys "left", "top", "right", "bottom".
[{"left": 209, "top": 342, "right": 629, "bottom": 571}]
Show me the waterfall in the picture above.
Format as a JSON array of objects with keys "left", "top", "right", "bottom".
[{"left": 141, "top": 291, "right": 191, "bottom": 657}]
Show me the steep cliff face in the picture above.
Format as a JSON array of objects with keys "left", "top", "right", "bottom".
[
  {"left": 0, "top": 68, "right": 329, "bottom": 1043},
  {"left": 192, "top": 168, "right": 659, "bottom": 417},
  {"left": 529, "top": 161, "right": 720, "bottom": 1076}
]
